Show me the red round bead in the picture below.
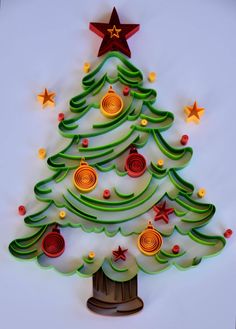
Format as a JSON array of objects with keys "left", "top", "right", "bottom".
[
  {"left": 18, "top": 205, "right": 26, "bottom": 216},
  {"left": 103, "top": 189, "right": 111, "bottom": 199},
  {"left": 58, "top": 113, "right": 65, "bottom": 122},
  {"left": 82, "top": 138, "right": 89, "bottom": 148},
  {"left": 172, "top": 245, "right": 180, "bottom": 254},
  {"left": 224, "top": 229, "right": 233, "bottom": 238},
  {"left": 180, "top": 135, "right": 189, "bottom": 146},
  {"left": 123, "top": 86, "right": 130, "bottom": 96}
]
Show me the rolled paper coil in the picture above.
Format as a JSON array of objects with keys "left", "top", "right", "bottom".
[
  {"left": 100, "top": 86, "right": 123, "bottom": 118},
  {"left": 73, "top": 160, "right": 98, "bottom": 192},
  {"left": 125, "top": 151, "right": 146, "bottom": 177},
  {"left": 138, "top": 222, "right": 163, "bottom": 256},
  {"left": 42, "top": 231, "right": 65, "bottom": 258}
]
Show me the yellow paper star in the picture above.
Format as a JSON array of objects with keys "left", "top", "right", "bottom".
[
  {"left": 107, "top": 25, "right": 121, "bottom": 38},
  {"left": 184, "top": 101, "right": 205, "bottom": 123},
  {"left": 37, "top": 88, "right": 56, "bottom": 108}
]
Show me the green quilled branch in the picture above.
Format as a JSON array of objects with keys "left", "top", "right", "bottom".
[{"left": 9, "top": 222, "right": 226, "bottom": 280}]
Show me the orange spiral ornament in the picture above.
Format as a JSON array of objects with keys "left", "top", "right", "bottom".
[
  {"left": 138, "top": 221, "right": 163, "bottom": 256},
  {"left": 100, "top": 86, "right": 124, "bottom": 118},
  {"left": 73, "top": 159, "right": 98, "bottom": 192}
]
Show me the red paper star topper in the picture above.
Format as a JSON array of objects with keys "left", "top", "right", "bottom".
[{"left": 89, "top": 7, "right": 140, "bottom": 57}]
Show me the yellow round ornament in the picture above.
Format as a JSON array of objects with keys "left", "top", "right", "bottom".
[
  {"left": 138, "top": 221, "right": 163, "bottom": 256},
  {"left": 100, "top": 86, "right": 123, "bottom": 118},
  {"left": 73, "top": 159, "right": 98, "bottom": 193}
]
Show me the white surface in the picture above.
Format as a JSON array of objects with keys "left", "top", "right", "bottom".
[{"left": 0, "top": 0, "right": 236, "bottom": 328}]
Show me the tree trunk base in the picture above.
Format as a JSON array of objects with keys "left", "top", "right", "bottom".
[
  {"left": 87, "top": 267, "right": 143, "bottom": 316},
  {"left": 87, "top": 296, "right": 143, "bottom": 316}
]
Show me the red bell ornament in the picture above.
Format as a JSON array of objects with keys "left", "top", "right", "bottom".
[
  {"left": 125, "top": 146, "right": 147, "bottom": 178},
  {"left": 42, "top": 225, "right": 65, "bottom": 258}
]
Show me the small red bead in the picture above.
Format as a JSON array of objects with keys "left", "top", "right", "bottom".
[
  {"left": 123, "top": 86, "right": 130, "bottom": 96},
  {"left": 82, "top": 138, "right": 89, "bottom": 148},
  {"left": 58, "top": 113, "right": 65, "bottom": 121},
  {"left": 224, "top": 229, "right": 233, "bottom": 238},
  {"left": 18, "top": 205, "right": 26, "bottom": 216},
  {"left": 180, "top": 135, "right": 189, "bottom": 146},
  {"left": 103, "top": 189, "right": 111, "bottom": 199},
  {"left": 172, "top": 245, "right": 180, "bottom": 254}
]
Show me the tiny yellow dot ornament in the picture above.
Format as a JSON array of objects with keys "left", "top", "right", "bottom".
[
  {"left": 148, "top": 72, "right": 156, "bottom": 83},
  {"left": 157, "top": 159, "right": 164, "bottom": 168},
  {"left": 83, "top": 62, "right": 91, "bottom": 73},
  {"left": 140, "top": 119, "right": 148, "bottom": 127},
  {"left": 197, "top": 188, "right": 206, "bottom": 198},
  {"left": 59, "top": 211, "right": 66, "bottom": 219},
  {"left": 38, "top": 148, "right": 46, "bottom": 159},
  {"left": 88, "top": 251, "right": 96, "bottom": 260}
]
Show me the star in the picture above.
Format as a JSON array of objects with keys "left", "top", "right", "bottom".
[
  {"left": 37, "top": 88, "right": 56, "bottom": 108},
  {"left": 112, "top": 246, "right": 128, "bottom": 262},
  {"left": 153, "top": 201, "right": 174, "bottom": 224},
  {"left": 184, "top": 101, "right": 205, "bottom": 123},
  {"left": 89, "top": 7, "right": 140, "bottom": 57},
  {"left": 107, "top": 25, "right": 121, "bottom": 38}
]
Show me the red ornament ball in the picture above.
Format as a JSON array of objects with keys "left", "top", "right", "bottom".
[
  {"left": 18, "top": 205, "right": 26, "bottom": 216},
  {"left": 42, "top": 227, "right": 65, "bottom": 258},
  {"left": 58, "top": 113, "right": 65, "bottom": 122},
  {"left": 224, "top": 229, "right": 233, "bottom": 239},
  {"left": 172, "top": 245, "right": 180, "bottom": 254},
  {"left": 125, "top": 147, "right": 146, "bottom": 178},
  {"left": 180, "top": 135, "right": 189, "bottom": 146},
  {"left": 82, "top": 138, "right": 89, "bottom": 148},
  {"left": 103, "top": 189, "right": 111, "bottom": 199},
  {"left": 123, "top": 86, "right": 130, "bottom": 96}
]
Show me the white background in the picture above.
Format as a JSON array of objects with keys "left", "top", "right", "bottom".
[{"left": 1, "top": 0, "right": 236, "bottom": 328}]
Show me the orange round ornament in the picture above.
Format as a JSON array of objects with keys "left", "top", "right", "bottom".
[
  {"left": 100, "top": 86, "right": 123, "bottom": 118},
  {"left": 73, "top": 159, "right": 98, "bottom": 192},
  {"left": 138, "top": 221, "right": 163, "bottom": 256}
]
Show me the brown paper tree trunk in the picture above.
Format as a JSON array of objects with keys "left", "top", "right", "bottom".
[{"left": 87, "top": 267, "right": 143, "bottom": 316}]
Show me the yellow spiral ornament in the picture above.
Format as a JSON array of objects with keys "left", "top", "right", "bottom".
[
  {"left": 138, "top": 221, "right": 163, "bottom": 256},
  {"left": 100, "top": 86, "right": 123, "bottom": 118},
  {"left": 73, "top": 159, "right": 98, "bottom": 193}
]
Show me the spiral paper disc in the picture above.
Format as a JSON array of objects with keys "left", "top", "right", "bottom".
[
  {"left": 125, "top": 153, "right": 147, "bottom": 177},
  {"left": 42, "top": 233, "right": 65, "bottom": 258},
  {"left": 100, "top": 90, "right": 123, "bottom": 118},
  {"left": 138, "top": 228, "right": 163, "bottom": 256},
  {"left": 73, "top": 164, "right": 98, "bottom": 192}
]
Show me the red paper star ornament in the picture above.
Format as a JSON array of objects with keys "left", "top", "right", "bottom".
[
  {"left": 153, "top": 201, "right": 174, "bottom": 224},
  {"left": 89, "top": 7, "right": 140, "bottom": 57},
  {"left": 112, "top": 246, "right": 128, "bottom": 261}
]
